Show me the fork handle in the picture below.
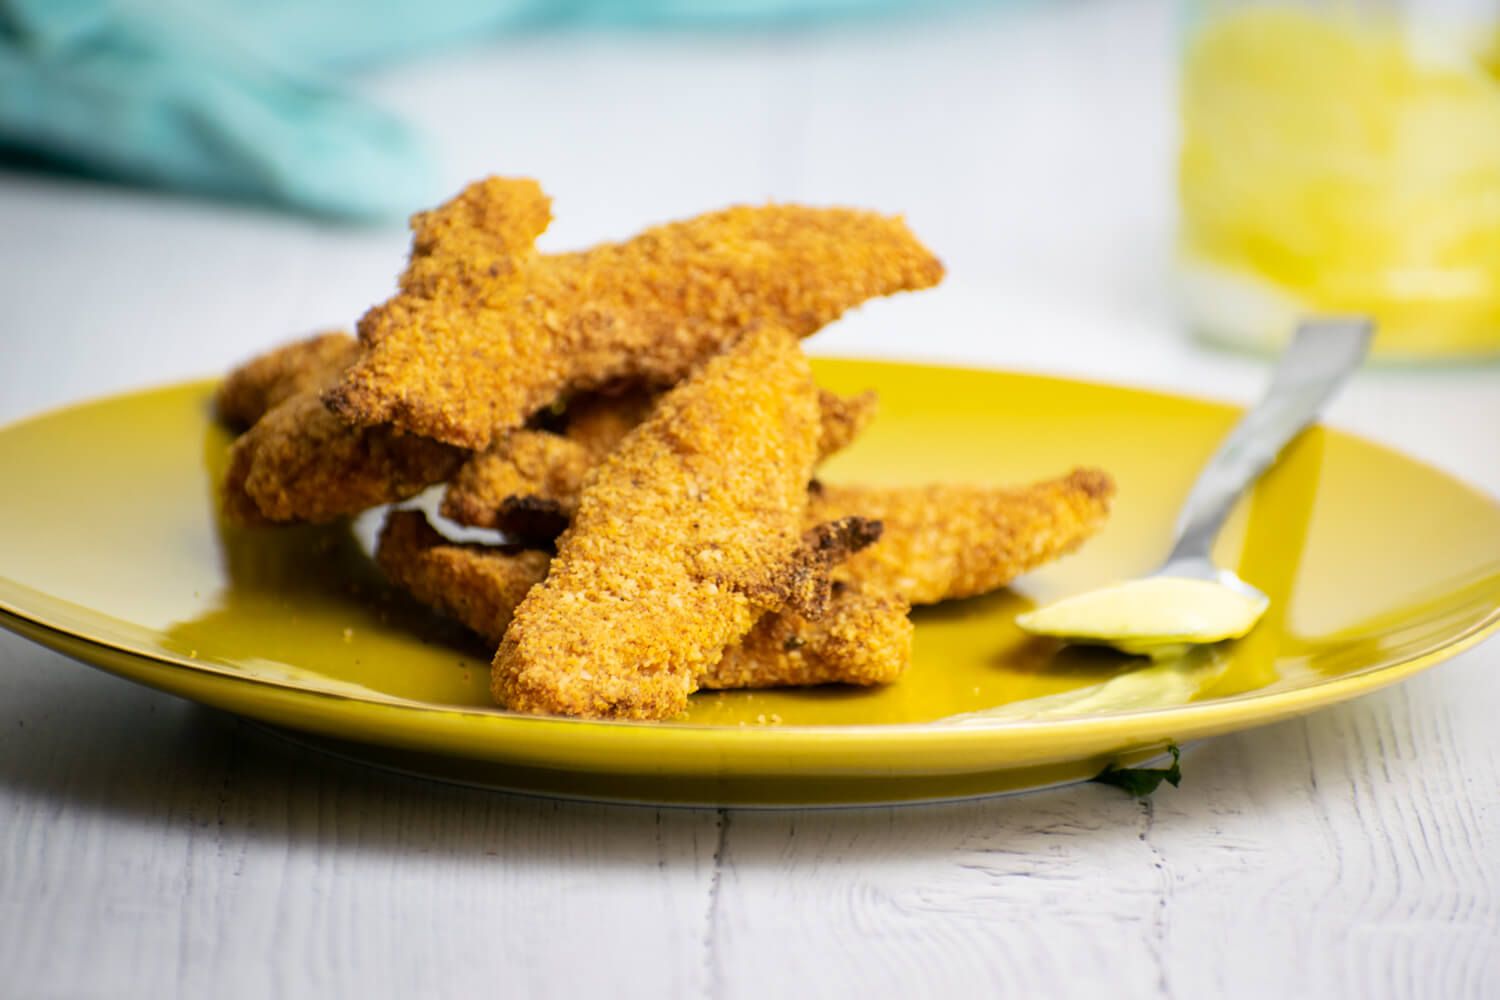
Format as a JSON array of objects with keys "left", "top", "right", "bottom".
[{"left": 1163, "top": 318, "right": 1373, "bottom": 570}]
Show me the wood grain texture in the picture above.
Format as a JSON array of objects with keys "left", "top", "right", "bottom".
[
  {"left": 4, "top": 635, "right": 1497, "bottom": 1000},
  {"left": 1, "top": 0, "right": 1498, "bottom": 995},
  {"left": 0, "top": 642, "right": 724, "bottom": 1000}
]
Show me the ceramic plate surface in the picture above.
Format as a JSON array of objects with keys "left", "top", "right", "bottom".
[{"left": 1, "top": 361, "right": 1496, "bottom": 805}]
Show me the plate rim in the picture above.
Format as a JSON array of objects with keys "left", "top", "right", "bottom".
[
  {"left": 3, "top": 361, "right": 1496, "bottom": 501},
  {"left": 3, "top": 597, "right": 1496, "bottom": 744},
  {"left": 1, "top": 362, "right": 1496, "bottom": 749}
]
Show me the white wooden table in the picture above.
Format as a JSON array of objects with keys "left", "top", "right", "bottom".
[{"left": 3, "top": 2, "right": 1498, "bottom": 996}]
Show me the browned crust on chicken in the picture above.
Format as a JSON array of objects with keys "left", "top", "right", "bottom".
[
  {"left": 493, "top": 326, "right": 822, "bottom": 720},
  {"left": 375, "top": 509, "right": 911, "bottom": 690},
  {"left": 375, "top": 510, "right": 550, "bottom": 643},
  {"left": 808, "top": 468, "right": 1116, "bottom": 604},
  {"left": 562, "top": 388, "right": 659, "bottom": 456},
  {"left": 222, "top": 390, "right": 464, "bottom": 524},
  {"left": 215, "top": 331, "right": 359, "bottom": 430},
  {"left": 441, "top": 386, "right": 878, "bottom": 537},
  {"left": 814, "top": 388, "right": 878, "bottom": 461},
  {"left": 759, "top": 516, "right": 885, "bottom": 620},
  {"left": 702, "top": 581, "right": 913, "bottom": 689},
  {"left": 438, "top": 431, "right": 591, "bottom": 533},
  {"left": 327, "top": 177, "right": 942, "bottom": 450}
]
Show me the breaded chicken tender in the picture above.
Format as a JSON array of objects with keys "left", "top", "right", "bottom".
[
  {"left": 327, "top": 177, "right": 943, "bottom": 450},
  {"left": 808, "top": 468, "right": 1116, "bottom": 604},
  {"left": 214, "top": 330, "right": 467, "bottom": 524},
  {"left": 815, "top": 388, "right": 879, "bottom": 459},
  {"left": 437, "top": 386, "right": 656, "bottom": 535},
  {"left": 439, "top": 431, "right": 593, "bottom": 539},
  {"left": 224, "top": 390, "right": 464, "bottom": 524},
  {"left": 376, "top": 510, "right": 908, "bottom": 689},
  {"left": 446, "top": 443, "right": 1114, "bottom": 607},
  {"left": 214, "top": 331, "right": 359, "bottom": 429},
  {"left": 375, "top": 510, "right": 551, "bottom": 642},
  {"left": 441, "top": 386, "right": 877, "bottom": 536},
  {"left": 701, "top": 581, "right": 913, "bottom": 689},
  {"left": 494, "top": 326, "right": 825, "bottom": 720},
  {"left": 562, "top": 387, "right": 659, "bottom": 455}
]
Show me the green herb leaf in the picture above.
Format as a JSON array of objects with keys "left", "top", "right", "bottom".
[{"left": 1091, "top": 745, "right": 1182, "bottom": 798}]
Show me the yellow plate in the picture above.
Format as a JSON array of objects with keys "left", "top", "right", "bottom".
[{"left": 1, "top": 361, "right": 1496, "bottom": 806}]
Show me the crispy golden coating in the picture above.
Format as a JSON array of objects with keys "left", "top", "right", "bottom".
[
  {"left": 439, "top": 431, "right": 591, "bottom": 538},
  {"left": 815, "top": 388, "right": 878, "bottom": 460},
  {"left": 494, "top": 326, "right": 823, "bottom": 720},
  {"left": 808, "top": 468, "right": 1116, "bottom": 604},
  {"left": 375, "top": 510, "right": 549, "bottom": 643},
  {"left": 701, "top": 581, "right": 912, "bottom": 689},
  {"left": 441, "top": 386, "right": 878, "bottom": 536},
  {"left": 436, "top": 386, "right": 656, "bottom": 535},
  {"left": 328, "top": 177, "right": 943, "bottom": 450},
  {"left": 564, "top": 387, "right": 868, "bottom": 462},
  {"left": 563, "top": 388, "right": 659, "bottom": 455},
  {"left": 375, "top": 510, "right": 907, "bottom": 688},
  {"left": 215, "top": 331, "right": 359, "bottom": 429},
  {"left": 444, "top": 453, "right": 1115, "bottom": 608},
  {"left": 221, "top": 441, "right": 269, "bottom": 525},
  {"left": 392, "top": 175, "right": 553, "bottom": 300},
  {"left": 774, "top": 515, "right": 886, "bottom": 621},
  {"left": 223, "top": 391, "right": 464, "bottom": 524},
  {"left": 215, "top": 330, "right": 467, "bottom": 525}
]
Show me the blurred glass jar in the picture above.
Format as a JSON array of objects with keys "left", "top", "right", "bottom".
[{"left": 1178, "top": 0, "right": 1500, "bottom": 361}]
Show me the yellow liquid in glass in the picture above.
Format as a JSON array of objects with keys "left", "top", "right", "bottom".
[{"left": 1180, "top": 7, "right": 1500, "bottom": 359}]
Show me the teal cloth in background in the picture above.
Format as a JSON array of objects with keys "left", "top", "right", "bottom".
[{"left": 0, "top": 0, "right": 958, "bottom": 219}]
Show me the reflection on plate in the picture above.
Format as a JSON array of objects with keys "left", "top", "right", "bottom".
[{"left": 0, "top": 361, "right": 1496, "bottom": 805}]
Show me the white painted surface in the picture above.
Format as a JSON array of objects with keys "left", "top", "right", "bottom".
[{"left": 2, "top": 1, "right": 1498, "bottom": 997}]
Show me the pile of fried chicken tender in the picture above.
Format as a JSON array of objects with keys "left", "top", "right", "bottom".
[{"left": 214, "top": 176, "right": 1116, "bottom": 721}]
